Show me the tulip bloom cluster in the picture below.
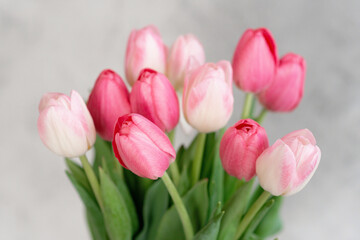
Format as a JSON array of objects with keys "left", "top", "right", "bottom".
[
  {"left": 37, "top": 25, "right": 321, "bottom": 240},
  {"left": 232, "top": 28, "right": 306, "bottom": 112}
]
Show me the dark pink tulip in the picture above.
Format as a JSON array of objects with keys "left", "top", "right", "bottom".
[
  {"left": 87, "top": 69, "right": 131, "bottom": 141},
  {"left": 130, "top": 68, "right": 180, "bottom": 132},
  {"left": 220, "top": 119, "right": 269, "bottom": 181},
  {"left": 258, "top": 53, "right": 306, "bottom": 112},
  {"left": 256, "top": 129, "right": 321, "bottom": 196},
  {"left": 112, "top": 113, "right": 176, "bottom": 179},
  {"left": 232, "top": 28, "right": 278, "bottom": 93},
  {"left": 125, "top": 25, "right": 167, "bottom": 86}
]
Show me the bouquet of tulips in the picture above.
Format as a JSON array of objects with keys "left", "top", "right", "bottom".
[{"left": 37, "top": 25, "right": 321, "bottom": 240}]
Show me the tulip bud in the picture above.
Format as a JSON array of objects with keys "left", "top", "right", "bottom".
[
  {"left": 256, "top": 129, "right": 321, "bottom": 196},
  {"left": 87, "top": 69, "right": 131, "bottom": 141},
  {"left": 167, "top": 34, "right": 205, "bottom": 90},
  {"left": 220, "top": 119, "right": 269, "bottom": 181},
  {"left": 232, "top": 28, "right": 277, "bottom": 93},
  {"left": 37, "top": 91, "right": 96, "bottom": 157},
  {"left": 183, "top": 61, "right": 234, "bottom": 133},
  {"left": 130, "top": 68, "right": 180, "bottom": 132},
  {"left": 125, "top": 25, "right": 167, "bottom": 86},
  {"left": 112, "top": 113, "right": 176, "bottom": 179},
  {"left": 258, "top": 53, "right": 306, "bottom": 112}
]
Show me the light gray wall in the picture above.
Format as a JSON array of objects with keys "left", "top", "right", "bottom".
[{"left": 1, "top": 0, "right": 359, "bottom": 239}]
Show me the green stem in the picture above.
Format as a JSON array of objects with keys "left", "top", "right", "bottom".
[
  {"left": 241, "top": 93, "right": 255, "bottom": 119},
  {"left": 255, "top": 108, "right": 267, "bottom": 124},
  {"left": 162, "top": 172, "right": 194, "bottom": 240},
  {"left": 167, "top": 129, "right": 180, "bottom": 185},
  {"left": 234, "top": 191, "right": 271, "bottom": 239},
  {"left": 79, "top": 155, "right": 104, "bottom": 210},
  {"left": 191, "top": 133, "right": 206, "bottom": 185}
]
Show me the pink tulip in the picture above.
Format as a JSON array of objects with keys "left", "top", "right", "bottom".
[
  {"left": 130, "top": 68, "right": 179, "bottom": 132},
  {"left": 258, "top": 53, "right": 306, "bottom": 112},
  {"left": 183, "top": 61, "right": 234, "bottom": 133},
  {"left": 87, "top": 69, "right": 131, "bottom": 141},
  {"left": 37, "top": 91, "right": 96, "bottom": 157},
  {"left": 232, "top": 28, "right": 278, "bottom": 93},
  {"left": 256, "top": 129, "right": 321, "bottom": 196},
  {"left": 220, "top": 119, "right": 269, "bottom": 181},
  {"left": 112, "top": 113, "right": 176, "bottom": 179},
  {"left": 166, "top": 34, "right": 205, "bottom": 90},
  {"left": 125, "top": 25, "right": 167, "bottom": 86}
]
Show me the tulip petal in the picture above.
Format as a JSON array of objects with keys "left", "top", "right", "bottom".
[
  {"left": 256, "top": 139, "right": 296, "bottom": 196},
  {"left": 38, "top": 106, "right": 88, "bottom": 157},
  {"left": 284, "top": 146, "right": 321, "bottom": 196},
  {"left": 131, "top": 114, "right": 176, "bottom": 159},
  {"left": 116, "top": 123, "right": 172, "bottom": 179}
]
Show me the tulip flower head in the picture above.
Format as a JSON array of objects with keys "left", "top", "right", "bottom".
[
  {"left": 258, "top": 53, "right": 306, "bottom": 112},
  {"left": 232, "top": 28, "right": 278, "bottom": 93},
  {"left": 87, "top": 69, "right": 131, "bottom": 141},
  {"left": 167, "top": 34, "right": 205, "bottom": 90},
  {"left": 182, "top": 61, "right": 234, "bottom": 133},
  {"left": 112, "top": 113, "right": 176, "bottom": 180},
  {"left": 130, "top": 68, "right": 180, "bottom": 132},
  {"left": 220, "top": 119, "right": 269, "bottom": 181},
  {"left": 256, "top": 129, "right": 321, "bottom": 196},
  {"left": 37, "top": 91, "right": 96, "bottom": 157},
  {"left": 125, "top": 25, "right": 167, "bottom": 86}
]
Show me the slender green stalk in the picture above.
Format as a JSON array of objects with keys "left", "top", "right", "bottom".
[
  {"left": 162, "top": 172, "right": 194, "bottom": 240},
  {"left": 191, "top": 133, "right": 206, "bottom": 185},
  {"left": 255, "top": 108, "right": 267, "bottom": 124},
  {"left": 234, "top": 191, "right": 272, "bottom": 239},
  {"left": 167, "top": 129, "right": 180, "bottom": 185},
  {"left": 79, "top": 155, "right": 103, "bottom": 210},
  {"left": 241, "top": 93, "right": 255, "bottom": 119}
]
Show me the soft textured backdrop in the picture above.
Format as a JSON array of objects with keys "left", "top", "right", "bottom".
[{"left": 1, "top": 0, "right": 359, "bottom": 239}]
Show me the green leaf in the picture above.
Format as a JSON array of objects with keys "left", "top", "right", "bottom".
[
  {"left": 242, "top": 199, "right": 275, "bottom": 240},
  {"left": 178, "top": 163, "right": 191, "bottom": 196},
  {"left": 207, "top": 128, "right": 225, "bottom": 221},
  {"left": 156, "top": 180, "right": 209, "bottom": 240},
  {"left": 209, "top": 201, "right": 222, "bottom": 220},
  {"left": 223, "top": 174, "right": 243, "bottom": 205},
  {"left": 179, "top": 135, "right": 198, "bottom": 172},
  {"left": 255, "top": 196, "right": 283, "bottom": 238},
  {"left": 193, "top": 211, "right": 224, "bottom": 240},
  {"left": 100, "top": 157, "right": 138, "bottom": 234},
  {"left": 99, "top": 169, "right": 132, "bottom": 240},
  {"left": 136, "top": 180, "right": 169, "bottom": 240},
  {"left": 200, "top": 132, "right": 216, "bottom": 179},
  {"left": 175, "top": 145, "right": 186, "bottom": 172},
  {"left": 218, "top": 180, "right": 254, "bottom": 240},
  {"left": 65, "top": 158, "right": 92, "bottom": 194},
  {"left": 111, "top": 169, "right": 139, "bottom": 235},
  {"left": 66, "top": 171, "right": 108, "bottom": 240},
  {"left": 93, "top": 135, "right": 114, "bottom": 177}
]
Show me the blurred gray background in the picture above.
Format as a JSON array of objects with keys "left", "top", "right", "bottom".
[{"left": 1, "top": 0, "right": 359, "bottom": 239}]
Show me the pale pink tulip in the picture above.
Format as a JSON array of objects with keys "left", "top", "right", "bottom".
[
  {"left": 256, "top": 129, "right": 321, "bottom": 196},
  {"left": 232, "top": 28, "right": 278, "bottom": 93},
  {"left": 220, "top": 119, "right": 269, "bottom": 181},
  {"left": 87, "top": 69, "right": 131, "bottom": 141},
  {"left": 125, "top": 25, "right": 167, "bottom": 86},
  {"left": 130, "top": 68, "right": 179, "bottom": 132},
  {"left": 183, "top": 61, "right": 234, "bottom": 133},
  {"left": 258, "top": 53, "right": 306, "bottom": 112},
  {"left": 112, "top": 113, "right": 176, "bottom": 179},
  {"left": 38, "top": 91, "right": 96, "bottom": 157},
  {"left": 166, "top": 34, "right": 205, "bottom": 90}
]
